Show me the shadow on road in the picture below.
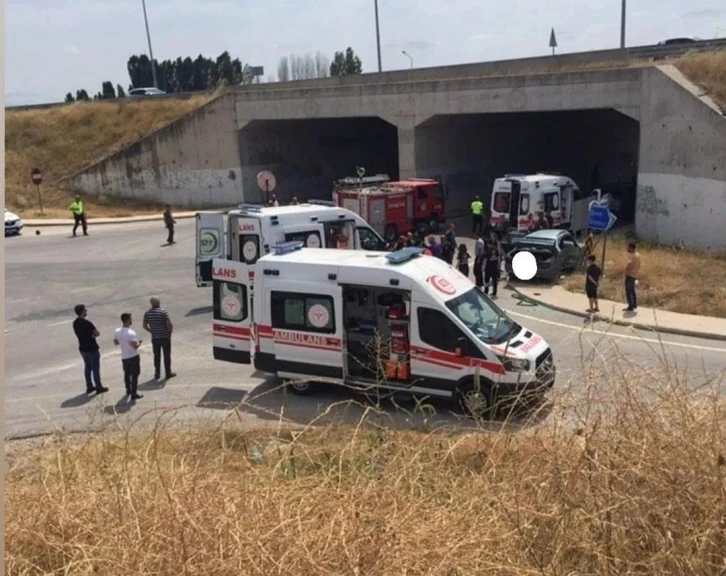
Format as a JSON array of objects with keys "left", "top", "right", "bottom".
[
  {"left": 103, "top": 396, "right": 135, "bottom": 416},
  {"left": 185, "top": 305, "right": 213, "bottom": 318},
  {"left": 196, "top": 377, "right": 553, "bottom": 434},
  {"left": 138, "top": 378, "right": 166, "bottom": 392},
  {"left": 60, "top": 393, "right": 95, "bottom": 409}
]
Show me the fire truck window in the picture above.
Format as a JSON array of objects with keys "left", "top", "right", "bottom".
[
  {"left": 417, "top": 307, "right": 467, "bottom": 353},
  {"left": 493, "top": 193, "right": 510, "bottom": 213},
  {"left": 357, "top": 227, "right": 386, "bottom": 251},
  {"left": 544, "top": 193, "right": 559, "bottom": 212},
  {"left": 417, "top": 189, "right": 427, "bottom": 201},
  {"left": 519, "top": 194, "right": 530, "bottom": 215},
  {"left": 213, "top": 281, "right": 248, "bottom": 323},
  {"left": 271, "top": 291, "right": 336, "bottom": 334}
]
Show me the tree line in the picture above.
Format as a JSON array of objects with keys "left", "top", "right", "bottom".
[{"left": 65, "top": 47, "right": 363, "bottom": 102}]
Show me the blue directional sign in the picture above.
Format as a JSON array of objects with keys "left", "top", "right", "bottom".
[{"left": 588, "top": 203, "right": 617, "bottom": 232}]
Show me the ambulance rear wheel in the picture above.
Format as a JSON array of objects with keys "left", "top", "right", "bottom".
[
  {"left": 286, "top": 379, "right": 314, "bottom": 396},
  {"left": 456, "top": 379, "right": 493, "bottom": 420}
]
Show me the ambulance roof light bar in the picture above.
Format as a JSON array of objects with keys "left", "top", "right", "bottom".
[
  {"left": 272, "top": 241, "right": 305, "bottom": 255},
  {"left": 238, "top": 203, "right": 264, "bottom": 213},
  {"left": 385, "top": 246, "right": 425, "bottom": 264}
]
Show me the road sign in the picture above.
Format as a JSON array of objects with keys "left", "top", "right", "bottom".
[
  {"left": 587, "top": 203, "right": 617, "bottom": 232},
  {"left": 549, "top": 28, "right": 558, "bottom": 49},
  {"left": 31, "top": 168, "right": 42, "bottom": 185},
  {"left": 256, "top": 170, "right": 276, "bottom": 193}
]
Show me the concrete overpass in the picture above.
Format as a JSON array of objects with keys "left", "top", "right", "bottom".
[{"left": 65, "top": 63, "right": 726, "bottom": 251}]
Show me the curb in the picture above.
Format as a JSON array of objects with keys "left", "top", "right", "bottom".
[
  {"left": 23, "top": 210, "right": 228, "bottom": 227},
  {"left": 508, "top": 283, "right": 726, "bottom": 343}
]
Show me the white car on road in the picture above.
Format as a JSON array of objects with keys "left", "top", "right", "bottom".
[{"left": 5, "top": 209, "right": 24, "bottom": 236}]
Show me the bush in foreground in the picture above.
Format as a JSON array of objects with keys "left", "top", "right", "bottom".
[{"left": 5, "top": 359, "right": 726, "bottom": 575}]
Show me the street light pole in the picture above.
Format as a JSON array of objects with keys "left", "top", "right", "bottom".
[
  {"left": 141, "top": 0, "right": 158, "bottom": 88},
  {"left": 402, "top": 50, "right": 413, "bottom": 69},
  {"left": 374, "top": 0, "right": 382, "bottom": 72},
  {"left": 620, "top": 0, "right": 626, "bottom": 48}
]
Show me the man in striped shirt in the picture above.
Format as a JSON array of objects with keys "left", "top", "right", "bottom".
[{"left": 142, "top": 296, "right": 177, "bottom": 380}]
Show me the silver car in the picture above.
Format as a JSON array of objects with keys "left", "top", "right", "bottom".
[{"left": 504, "top": 229, "right": 584, "bottom": 282}]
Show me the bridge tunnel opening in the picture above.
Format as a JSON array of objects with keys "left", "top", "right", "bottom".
[
  {"left": 238, "top": 117, "right": 399, "bottom": 204},
  {"left": 415, "top": 110, "right": 640, "bottom": 225}
]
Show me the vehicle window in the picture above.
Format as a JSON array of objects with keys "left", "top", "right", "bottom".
[
  {"left": 285, "top": 231, "right": 322, "bottom": 248},
  {"left": 324, "top": 221, "right": 354, "bottom": 250},
  {"left": 271, "top": 291, "right": 335, "bottom": 334},
  {"left": 239, "top": 234, "right": 260, "bottom": 264},
  {"left": 434, "top": 185, "right": 446, "bottom": 201},
  {"left": 519, "top": 194, "right": 530, "bottom": 215},
  {"left": 417, "top": 307, "right": 473, "bottom": 354},
  {"left": 444, "top": 288, "right": 519, "bottom": 345},
  {"left": 493, "top": 192, "right": 510, "bottom": 213},
  {"left": 561, "top": 234, "right": 577, "bottom": 247},
  {"left": 357, "top": 227, "right": 386, "bottom": 251},
  {"left": 417, "top": 188, "right": 427, "bottom": 201},
  {"left": 544, "top": 192, "right": 559, "bottom": 212},
  {"left": 213, "top": 281, "right": 248, "bottom": 322}
]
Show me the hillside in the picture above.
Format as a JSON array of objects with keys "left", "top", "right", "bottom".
[{"left": 4, "top": 51, "right": 725, "bottom": 219}]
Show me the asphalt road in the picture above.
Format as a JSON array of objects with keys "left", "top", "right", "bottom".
[{"left": 5, "top": 220, "right": 726, "bottom": 439}]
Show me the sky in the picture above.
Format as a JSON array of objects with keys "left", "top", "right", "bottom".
[{"left": 4, "top": 0, "right": 725, "bottom": 106}]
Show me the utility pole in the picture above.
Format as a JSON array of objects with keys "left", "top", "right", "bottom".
[
  {"left": 374, "top": 0, "right": 382, "bottom": 72},
  {"left": 620, "top": 0, "right": 626, "bottom": 48},
  {"left": 141, "top": 0, "right": 158, "bottom": 88}
]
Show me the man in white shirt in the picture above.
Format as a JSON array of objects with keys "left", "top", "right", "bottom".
[{"left": 113, "top": 312, "right": 144, "bottom": 400}]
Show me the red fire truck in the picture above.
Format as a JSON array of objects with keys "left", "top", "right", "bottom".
[{"left": 332, "top": 174, "right": 447, "bottom": 242}]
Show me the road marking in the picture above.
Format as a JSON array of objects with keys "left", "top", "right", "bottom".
[
  {"left": 47, "top": 319, "right": 74, "bottom": 327},
  {"left": 11, "top": 350, "right": 122, "bottom": 382},
  {"left": 70, "top": 286, "right": 100, "bottom": 294},
  {"left": 504, "top": 309, "right": 726, "bottom": 353},
  {"left": 6, "top": 298, "right": 31, "bottom": 304}
]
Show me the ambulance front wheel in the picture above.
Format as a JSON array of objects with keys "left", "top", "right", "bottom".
[
  {"left": 285, "top": 379, "right": 315, "bottom": 396},
  {"left": 456, "top": 379, "right": 494, "bottom": 420}
]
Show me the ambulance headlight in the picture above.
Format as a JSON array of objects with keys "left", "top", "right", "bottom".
[{"left": 496, "top": 355, "right": 530, "bottom": 372}]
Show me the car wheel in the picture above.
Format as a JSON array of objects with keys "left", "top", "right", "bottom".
[
  {"left": 286, "top": 379, "right": 315, "bottom": 396},
  {"left": 456, "top": 378, "right": 494, "bottom": 420}
]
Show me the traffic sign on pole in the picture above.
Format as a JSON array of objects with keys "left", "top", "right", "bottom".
[
  {"left": 31, "top": 168, "right": 43, "bottom": 185},
  {"left": 587, "top": 203, "right": 617, "bottom": 232}
]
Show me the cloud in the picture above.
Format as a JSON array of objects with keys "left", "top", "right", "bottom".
[
  {"left": 681, "top": 8, "right": 723, "bottom": 19},
  {"left": 63, "top": 46, "right": 80, "bottom": 55}
]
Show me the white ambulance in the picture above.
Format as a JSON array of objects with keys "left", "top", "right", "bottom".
[
  {"left": 195, "top": 201, "right": 388, "bottom": 287},
  {"left": 210, "top": 242, "right": 556, "bottom": 417},
  {"left": 490, "top": 173, "right": 607, "bottom": 237}
]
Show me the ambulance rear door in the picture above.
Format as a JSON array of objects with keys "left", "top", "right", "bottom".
[
  {"left": 196, "top": 212, "right": 226, "bottom": 287},
  {"left": 211, "top": 258, "right": 252, "bottom": 364},
  {"left": 228, "top": 213, "right": 264, "bottom": 288}
]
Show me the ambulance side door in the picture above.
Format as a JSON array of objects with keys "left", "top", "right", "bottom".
[
  {"left": 283, "top": 223, "right": 325, "bottom": 249},
  {"left": 196, "top": 213, "right": 226, "bottom": 287},
  {"left": 211, "top": 258, "right": 252, "bottom": 364}
]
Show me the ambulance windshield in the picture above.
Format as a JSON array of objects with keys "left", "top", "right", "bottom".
[{"left": 445, "top": 288, "right": 519, "bottom": 345}]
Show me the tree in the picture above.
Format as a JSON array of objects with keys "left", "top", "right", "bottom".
[
  {"left": 75, "top": 89, "right": 90, "bottom": 101},
  {"left": 278, "top": 52, "right": 329, "bottom": 81},
  {"left": 116, "top": 84, "right": 126, "bottom": 98},
  {"left": 277, "top": 56, "right": 290, "bottom": 82},
  {"left": 64, "top": 92, "right": 75, "bottom": 103},
  {"left": 101, "top": 81, "right": 116, "bottom": 99},
  {"left": 330, "top": 47, "right": 362, "bottom": 77}
]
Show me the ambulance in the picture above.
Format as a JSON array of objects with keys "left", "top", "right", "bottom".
[
  {"left": 490, "top": 173, "right": 607, "bottom": 239},
  {"left": 210, "top": 242, "right": 556, "bottom": 417},
  {"left": 195, "top": 201, "right": 388, "bottom": 287}
]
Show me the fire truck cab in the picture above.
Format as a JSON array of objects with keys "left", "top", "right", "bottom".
[
  {"left": 490, "top": 173, "right": 607, "bottom": 239},
  {"left": 210, "top": 242, "right": 556, "bottom": 417},
  {"left": 333, "top": 174, "right": 447, "bottom": 242},
  {"left": 195, "top": 201, "right": 387, "bottom": 287}
]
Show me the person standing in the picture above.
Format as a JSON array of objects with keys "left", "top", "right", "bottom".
[
  {"left": 427, "top": 235, "right": 442, "bottom": 259},
  {"left": 623, "top": 242, "right": 641, "bottom": 312},
  {"left": 69, "top": 195, "right": 88, "bottom": 237},
  {"left": 143, "top": 296, "right": 176, "bottom": 380},
  {"left": 114, "top": 313, "right": 143, "bottom": 400},
  {"left": 456, "top": 243, "right": 471, "bottom": 277},
  {"left": 484, "top": 233, "right": 502, "bottom": 297},
  {"left": 163, "top": 205, "right": 176, "bottom": 244},
  {"left": 585, "top": 255, "right": 602, "bottom": 313},
  {"left": 473, "top": 233, "right": 485, "bottom": 289},
  {"left": 72, "top": 304, "right": 108, "bottom": 395},
  {"left": 470, "top": 196, "right": 484, "bottom": 236}
]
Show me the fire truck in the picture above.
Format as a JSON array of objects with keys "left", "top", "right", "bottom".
[{"left": 332, "top": 174, "right": 447, "bottom": 242}]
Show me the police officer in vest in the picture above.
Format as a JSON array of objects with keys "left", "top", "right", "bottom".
[
  {"left": 470, "top": 196, "right": 484, "bottom": 236},
  {"left": 69, "top": 195, "right": 88, "bottom": 237}
]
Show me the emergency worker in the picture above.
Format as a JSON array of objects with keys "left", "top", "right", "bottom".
[
  {"left": 69, "top": 195, "right": 88, "bottom": 237},
  {"left": 470, "top": 196, "right": 484, "bottom": 236}
]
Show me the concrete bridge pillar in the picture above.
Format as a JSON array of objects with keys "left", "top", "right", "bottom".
[{"left": 396, "top": 115, "right": 417, "bottom": 179}]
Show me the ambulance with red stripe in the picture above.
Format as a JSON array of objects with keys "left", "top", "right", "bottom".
[
  {"left": 211, "top": 242, "right": 556, "bottom": 417},
  {"left": 195, "top": 201, "right": 388, "bottom": 287}
]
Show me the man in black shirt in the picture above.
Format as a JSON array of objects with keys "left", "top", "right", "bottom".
[
  {"left": 72, "top": 304, "right": 108, "bottom": 394},
  {"left": 163, "top": 205, "right": 176, "bottom": 244},
  {"left": 585, "top": 255, "right": 602, "bottom": 313}
]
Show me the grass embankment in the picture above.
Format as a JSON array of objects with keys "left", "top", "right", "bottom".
[
  {"left": 562, "top": 234, "right": 726, "bottom": 318},
  {"left": 5, "top": 358, "right": 726, "bottom": 575},
  {"left": 5, "top": 94, "right": 215, "bottom": 219},
  {"left": 4, "top": 51, "right": 726, "bottom": 220}
]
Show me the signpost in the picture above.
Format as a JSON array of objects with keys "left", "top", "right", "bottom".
[
  {"left": 31, "top": 168, "right": 44, "bottom": 215},
  {"left": 587, "top": 201, "right": 618, "bottom": 275},
  {"left": 549, "top": 28, "right": 558, "bottom": 55},
  {"left": 256, "top": 170, "right": 277, "bottom": 203}
]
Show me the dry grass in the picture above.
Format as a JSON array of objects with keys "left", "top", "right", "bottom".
[
  {"left": 4, "top": 94, "right": 216, "bottom": 218},
  {"left": 676, "top": 50, "right": 726, "bottom": 110},
  {"left": 562, "top": 234, "right": 726, "bottom": 318},
  {"left": 5, "top": 351, "right": 726, "bottom": 575}
]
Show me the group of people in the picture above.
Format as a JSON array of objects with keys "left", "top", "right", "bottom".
[{"left": 72, "top": 297, "right": 177, "bottom": 401}]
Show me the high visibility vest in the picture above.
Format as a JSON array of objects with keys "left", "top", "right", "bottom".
[
  {"left": 69, "top": 200, "right": 84, "bottom": 215},
  {"left": 471, "top": 200, "right": 483, "bottom": 215}
]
